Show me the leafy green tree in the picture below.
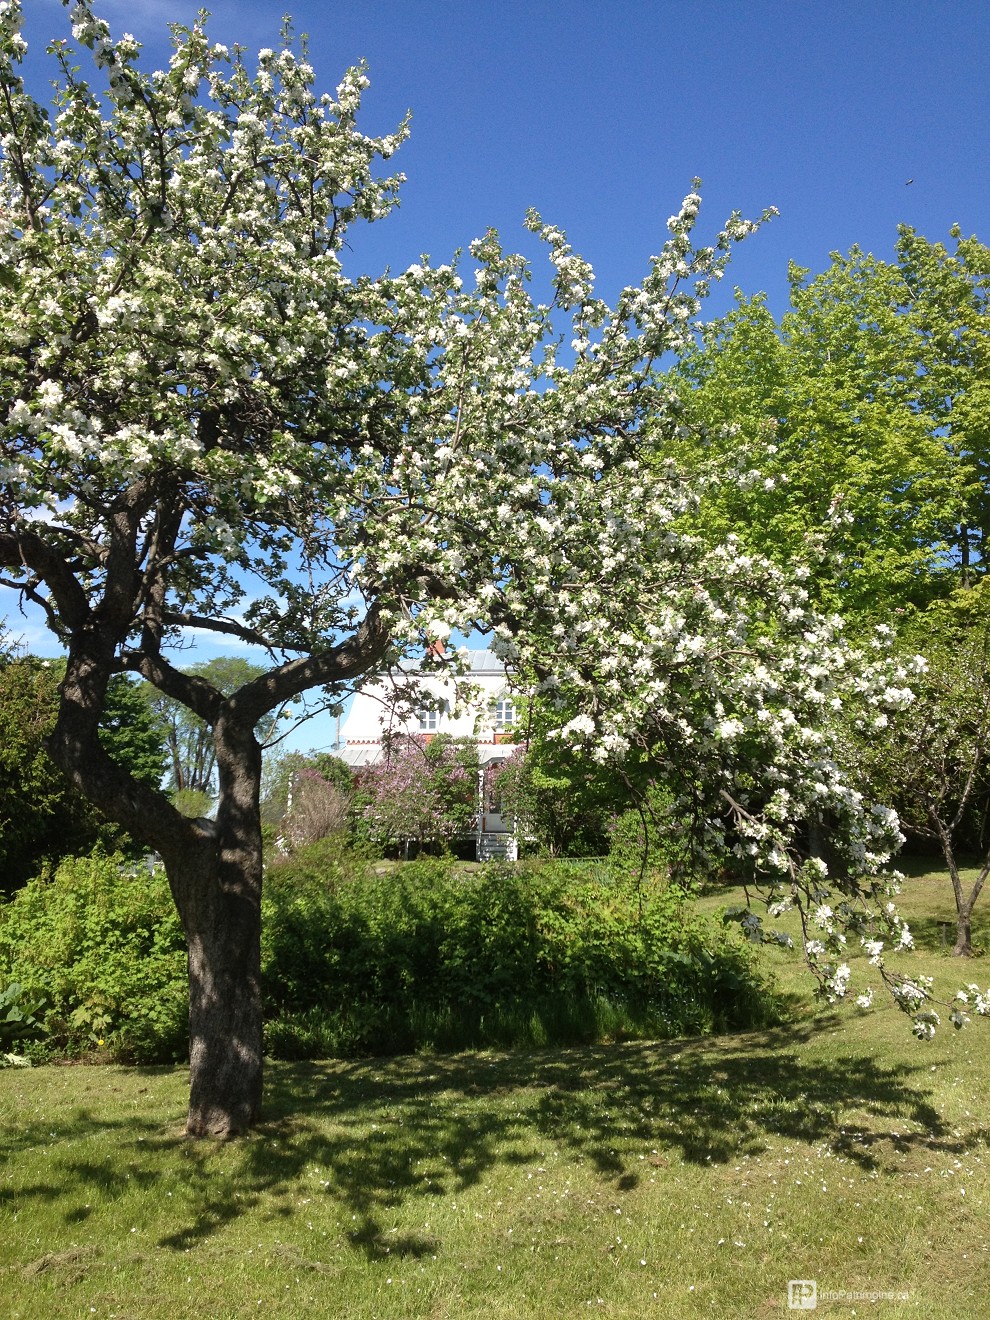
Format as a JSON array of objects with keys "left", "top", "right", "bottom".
[
  {"left": 0, "top": 658, "right": 71, "bottom": 889},
  {"left": 854, "top": 594, "right": 990, "bottom": 956},
  {"left": 668, "top": 251, "right": 967, "bottom": 618},
  {"left": 0, "top": 654, "right": 168, "bottom": 889},
  {"left": 896, "top": 225, "right": 990, "bottom": 585},
  {"left": 99, "top": 668, "right": 171, "bottom": 789},
  {"left": 667, "top": 234, "right": 990, "bottom": 955}
]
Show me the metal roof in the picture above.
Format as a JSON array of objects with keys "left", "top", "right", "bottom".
[
  {"left": 384, "top": 649, "right": 508, "bottom": 678},
  {"left": 463, "top": 649, "right": 509, "bottom": 673}
]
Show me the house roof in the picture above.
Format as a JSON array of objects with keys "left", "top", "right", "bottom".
[
  {"left": 338, "top": 745, "right": 380, "bottom": 767},
  {"left": 462, "top": 650, "right": 509, "bottom": 674},
  {"left": 385, "top": 649, "right": 509, "bottom": 678}
]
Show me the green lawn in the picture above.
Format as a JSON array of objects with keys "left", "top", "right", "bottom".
[{"left": 2, "top": 865, "right": 988, "bottom": 1319}]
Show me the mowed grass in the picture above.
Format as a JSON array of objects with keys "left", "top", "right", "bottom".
[{"left": 2, "top": 864, "right": 989, "bottom": 1319}]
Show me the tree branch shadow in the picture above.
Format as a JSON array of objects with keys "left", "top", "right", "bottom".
[{"left": 6, "top": 1018, "right": 986, "bottom": 1261}]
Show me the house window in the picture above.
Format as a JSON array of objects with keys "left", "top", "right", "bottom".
[
  {"left": 492, "top": 698, "right": 515, "bottom": 731},
  {"left": 417, "top": 706, "right": 440, "bottom": 732}
]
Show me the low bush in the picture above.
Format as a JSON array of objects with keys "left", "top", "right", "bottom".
[
  {"left": 0, "top": 852, "right": 188, "bottom": 1063},
  {"left": 0, "top": 841, "right": 782, "bottom": 1064},
  {"left": 261, "top": 850, "right": 782, "bottom": 1057},
  {"left": 0, "top": 980, "right": 46, "bottom": 1059}
]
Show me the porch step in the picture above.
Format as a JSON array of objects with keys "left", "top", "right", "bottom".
[{"left": 477, "top": 832, "right": 518, "bottom": 862}]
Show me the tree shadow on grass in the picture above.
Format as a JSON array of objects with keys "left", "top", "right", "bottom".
[
  {"left": 900, "top": 911, "right": 990, "bottom": 954},
  {"left": 5, "top": 1018, "right": 988, "bottom": 1261}
]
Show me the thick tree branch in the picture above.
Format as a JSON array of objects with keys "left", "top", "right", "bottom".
[
  {"left": 0, "top": 527, "right": 91, "bottom": 630},
  {"left": 228, "top": 602, "right": 395, "bottom": 727},
  {"left": 120, "top": 648, "right": 225, "bottom": 726},
  {"left": 50, "top": 629, "right": 212, "bottom": 855}
]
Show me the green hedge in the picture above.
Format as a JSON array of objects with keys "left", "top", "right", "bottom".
[
  {"left": 260, "top": 847, "right": 782, "bottom": 1057},
  {"left": 0, "top": 842, "right": 782, "bottom": 1064}
]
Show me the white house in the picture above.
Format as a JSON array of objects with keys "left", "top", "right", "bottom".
[{"left": 338, "top": 649, "right": 521, "bottom": 860}]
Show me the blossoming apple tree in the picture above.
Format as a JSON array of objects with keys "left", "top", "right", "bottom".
[{"left": 1, "top": 1, "right": 984, "bottom": 1135}]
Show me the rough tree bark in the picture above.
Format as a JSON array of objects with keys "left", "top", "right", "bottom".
[{"left": 164, "top": 720, "right": 266, "bottom": 1138}]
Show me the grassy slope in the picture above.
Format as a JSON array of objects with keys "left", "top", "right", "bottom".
[{"left": 1, "top": 863, "right": 988, "bottom": 1319}]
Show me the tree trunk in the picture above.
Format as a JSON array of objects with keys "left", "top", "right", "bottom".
[
  {"left": 952, "top": 872, "right": 987, "bottom": 959},
  {"left": 953, "top": 910, "right": 973, "bottom": 957},
  {"left": 164, "top": 842, "right": 263, "bottom": 1138},
  {"left": 807, "top": 813, "right": 824, "bottom": 863},
  {"left": 163, "top": 720, "right": 266, "bottom": 1138},
  {"left": 943, "top": 837, "right": 967, "bottom": 956},
  {"left": 941, "top": 830, "right": 978, "bottom": 958}
]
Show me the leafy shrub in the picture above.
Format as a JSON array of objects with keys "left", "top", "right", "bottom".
[
  {"left": 607, "top": 782, "right": 734, "bottom": 889},
  {"left": 490, "top": 738, "right": 632, "bottom": 858},
  {"left": 355, "top": 735, "right": 480, "bottom": 855},
  {"left": 0, "top": 980, "right": 46, "bottom": 1051},
  {"left": 0, "top": 840, "right": 781, "bottom": 1066},
  {"left": 262, "top": 849, "right": 781, "bottom": 1057},
  {"left": 0, "top": 853, "right": 188, "bottom": 1063}
]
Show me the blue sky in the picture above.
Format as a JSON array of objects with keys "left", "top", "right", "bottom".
[
  {"left": 23, "top": 0, "right": 990, "bottom": 313},
  {"left": 7, "top": 0, "right": 990, "bottom": 752}
]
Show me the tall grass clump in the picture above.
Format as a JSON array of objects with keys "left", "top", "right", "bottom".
[{"left": 261, "top": 846, "right": 782, "bottom": 1058}]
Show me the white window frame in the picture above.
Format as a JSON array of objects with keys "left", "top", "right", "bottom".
[
  {"left": 417, "top": 705, "right": 440, "bottom": 732},
  {"left": 492, "top": 697, "right": 515, "bottom": 731}
]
